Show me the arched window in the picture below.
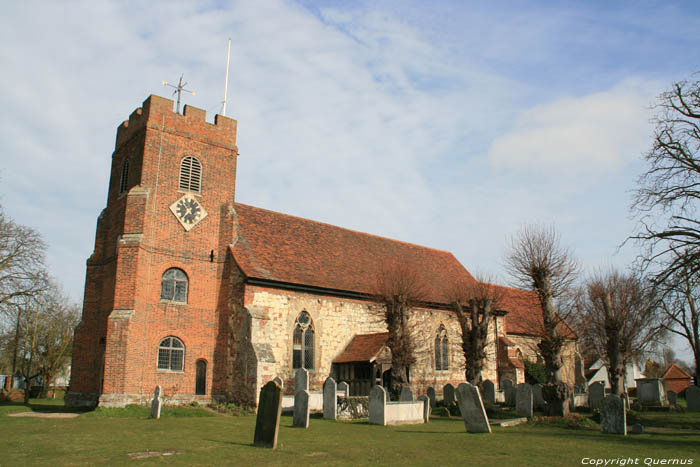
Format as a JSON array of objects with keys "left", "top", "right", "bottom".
[
  {"left": 435, "top": 325, "right": 449, "bottom": 371},
  {"left": 179, "top": 156, "right": 202, "bottom": 193},
  {"left": 158, "top": 337, "right": 184, "bottom": 371},
  {"left": 119, "top": 158, "right": 130, "bottom": 194},
  {"left": 160, "top": 268, "right": 188, "bottom": 303},
  {"left": 292, "top": 311, "right": 314, "bottom": 370}
]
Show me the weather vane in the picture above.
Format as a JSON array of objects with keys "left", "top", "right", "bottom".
[{"left": 162, "top": 74, "right": 196, "bottom": 114}]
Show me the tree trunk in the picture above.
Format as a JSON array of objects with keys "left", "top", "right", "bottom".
[{"left": 536, "top": 284, "right": 564, "bottom": 385}]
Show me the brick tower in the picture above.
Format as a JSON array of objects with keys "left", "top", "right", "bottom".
[{"left": 67, "top": 95, "right": 238, "bottom": 407}]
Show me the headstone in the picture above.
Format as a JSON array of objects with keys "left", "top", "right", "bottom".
[
  {"left": 294, "top": 368, "right": 309, "bottom": 395},
  {"left": 273, "top": 376, "right": 283, "bottom": 389},
  {"left": 253, "top": 381, "right": 282, "bottom": 449},
  {"left": 667, "top": 390, "right": 677, "bottom": 405},
  {"left": 600, "top": 395, "right": 627, "bottom": 435},
  {"left": 150, "top": 385, "right": 162, "bottom": 419},
  {"left": 399, "top": 386, "right": 414, "bottom": 401},
  {"left": 323, "top": 377, "right": 337, "bottom": 420},
  {"left": 418, "top": 394, "right": 431, "bottom": 423},
  {"left": 369, "top": 385, "right": 386, "bottom": 425},
  {"left": 516, "top": 383, "right": 533, "bottom": 418},
  {"left": 533, "top": 384, "right": 545, "bottom": 411},
  {"left": 687, "top": 385, "right": 700, "bottom": 412},
  {"left": 443, "top": 384, "right": 455, "bottom": 405},
  {"left": 293, "top": 389, "right": 310, "bottom": 428},
  {"left": 337, "top": 381, "right": 349, "bottom": 398},
  {"left": 455, "top": 382, "right": 492, "bottom": 433},
  {"left": 636, "top": 378, "right": 668, "bottom": 406},
  {"left": 630, "top": 423, "right": 644, "bottom": 434},
  {"left": 482, "top": 380, "right": 495, "bottom": 404},
  {"left": 589, "top": 381, "right": 604, "bottom": 409},
  {"left": 502, "top": 380, "right": 515, "bottom": 407},
  {"left": 427, "top": 387, "right": 436, "bottom": 408}
]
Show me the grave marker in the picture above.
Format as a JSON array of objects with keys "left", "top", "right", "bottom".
[
  {"left": 253, "top": 381, "right": 282, "bottom": 449},
  {"left": 666, "top": 390, "right": 677, "bottom": 405},
  {"left": 482, "top": 380, "right": 495, "bottom": 404},
  {"left": 687, "top": 385, "right": 700, "bottom": 412},
  {"left": 369, "top": 385, "right": 387, "bottom": 425},
  {"left": 443, "top": 384, "right": 455, "bottom": 405},
  {"left": 600, "top": 394, "right": 626, "bottom": 435},
  {"left": 399, "top": 386, "right": 414, "bottom": 401},
  {"left": 455, "top": 382, "right": 492, "bottom": 433},
  {"left": 516, "top": 383, "right": 533, "bottom": 418},
  {"left": 293, "top": 389, "right": 310, "bottom": 428},
  {"left": 337, "top": 381, "right": 349, "bottom": 398},
  {"left": 323, "top": 377, "right": 337, "bottom": 420},
  {"left": 294, "top": 368, "right": 309, "bottom": 395},
  {"left": 427, "top": 387, "right": 436, "bottom": 408},
  {"left": 418, "top": 394, "right": 430, "bottom": 423},
  {"left": 150, "top": 385, "right": 162, "bottom": 419},
  {"left": 589, "top": 381, "right": 604, "bottom": 409}
]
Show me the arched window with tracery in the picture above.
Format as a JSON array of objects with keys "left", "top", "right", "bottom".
[
  {"left": 435, "top": 325, "right": 449, "bottom": 371},
  {"left": 179, "top": 156, "right": 202, "bottom": 193},
  {"left": 157, "top": 337, "right": 185, "bottom": 371},
  {"left": 160, "top": 268, "right": 188, "bottom": 303},
  {"left": 292, "top": 311, "right": 314, "bottom": 370}
]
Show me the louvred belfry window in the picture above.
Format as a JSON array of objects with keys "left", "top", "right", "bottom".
[
  {"left": 179, "top": 156, "right": 202, "bottom": 193},
  {"left": 292, "top": 311, "right": 315, "bottom": 370}
]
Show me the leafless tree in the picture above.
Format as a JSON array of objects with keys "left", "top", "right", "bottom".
[
  {"left": 450, "top": 276, "right": 503, "bottom": 386},
  {"left": 504, "top": 224, "right": 579, "bottom": 385},
  {"left": 630, "top": 75, "right": 700, "bottom": 283},
  {"left": 577, "top": 269, "right": 666, "bottom": 396},
  {"left": 373, "top": 261, "right": 426, "bottom": 400}
]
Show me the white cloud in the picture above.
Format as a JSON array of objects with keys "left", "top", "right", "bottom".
[{"left": 488, "top": 80, "right": 656, "bottom": 172}]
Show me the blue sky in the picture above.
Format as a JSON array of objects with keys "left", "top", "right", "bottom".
[{"left": 1, "top": 1, "right": 699, "bottom": 360}]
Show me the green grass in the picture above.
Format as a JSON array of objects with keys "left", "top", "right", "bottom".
[{"left": 0, "top": 400, "right": 698, "bottom": 466}]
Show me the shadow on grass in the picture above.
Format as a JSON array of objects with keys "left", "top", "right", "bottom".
[{"left": 0, "top": 400, "right": 92, "bottom": 414}]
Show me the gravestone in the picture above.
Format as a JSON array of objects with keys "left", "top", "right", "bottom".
[
  {"left": 443, "top": 384, "right": 455, "bottom": 405},
  {"left": 533, "top": 384, "right": 545, "bottom": 410},
  {"left": 502, "top": 380, "right": 515, "bottom": 407},
  {"left": 369, "top": 385, "right": 386, "bottom": 425},
  {"left": 253, "top": 381, "right": 282, "bottom": 449},
  {"left": 687, "top": 385, "right": 700, "bottom": 412},
  {"left": 600, "top": 395, "right": 626, "bottom": 435},
  {"left": 427, "top": 387, "right": 436, "bottom": 408},
  {"left": 630, "top": 423, "right": 644, "bottom": 435},
  {"left": 636, "top": 378, "right": 668, "bottom": 406},
  {"left": 667, "top": 390, "right": 677, "bottom": 405},
  {"left": 273, "top": 376, "right": 283, "bottom": 389},
  {"left": 482, "top": 380, "right": 495, "bottom": 404},
  {"left": 589, "top": 381, "right": 604, "bottom": 409},
  {"left": 323, "top": 377, "right": 337, "bottom": 420},
  {"left": 293, "top": 389, "right": 310, "bottom": 428},
  {"left": 399, "top": 386, "right": 414, "bottom": 401},
  {"left": 294, "top": 368, "right": 309, "bottom": 395},
  {"left": 516, "top": 383, "right": 533, "bottom": 418},
  {"left": 418, "top": 394, "right": 431, "bottom": 423},
  {"left": 150, "top": 385, "right": 162, "bottom": 419},
  {"left": 337, "top": 381, "right": 349, "bottom": 398},
  {"left": 455, "top": 382, "right": 491, "bottom": 433}
]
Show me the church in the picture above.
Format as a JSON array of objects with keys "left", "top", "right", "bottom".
[{"left": 66, "top": 95, "right": 577, "bottom": 408}]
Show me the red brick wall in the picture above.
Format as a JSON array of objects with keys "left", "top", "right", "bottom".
[{"left": 68, "top": 95, "right": 238, "bottom": 406}]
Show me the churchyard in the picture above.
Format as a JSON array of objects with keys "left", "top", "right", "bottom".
[{"left": 1, "top": 393, "right": 698, "bottom": 466}]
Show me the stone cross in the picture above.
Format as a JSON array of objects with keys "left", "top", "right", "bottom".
[
  {"left": 418, "top": 394, "right": 431, "bottom": 423},
  {"left": 323, "top": 377, "right": 337, "bottom": 420},
  {"left": 427, "top": 387, "right": 436, "bottom": 408},
  {"left": 600, "top": 394, "right": 626, "bottom": 435},
  {"left": 369, "top": 385, "right": 387, "bottom": 425},
  {"left": 253, "top": 381, "right": 283, "bottom": 449},
  {"left": 516, "top": 383, "right": 533, "bottom": 418},
  {"left": 687, "top": 385, "right": 700, "bottom": 412},
  {"left": 399, "top": 386, "right": 414, "bottom": 401},
  {"left": 443, "top": 384, "right": 455, "bottom": 405},
  {"left": 588, "top": 381, "right": 604, "bottom": 409},
  {"left": 481, "top": 380, "right": 495, "bottom": 404},
  {"left": 337, "top": 381, "right": 349, "bottom": 398},
  {"left": 455, "top": 382, "right": 492, "bottom": 433},
  {"left": 295, "top": 368, "right": 309, "bottom": 395},
  {"left": 150, "top": 385, "right": 162, "bottom": 419},
  {"left": 293, "top": 389, "right": 310, "bottom": 428}
]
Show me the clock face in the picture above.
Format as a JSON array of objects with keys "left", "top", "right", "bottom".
[{"left": 169, "top": 194, "right": 207, "bottom": 231}]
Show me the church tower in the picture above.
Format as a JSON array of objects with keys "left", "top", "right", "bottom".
[{"left": 67, "top": 95, "right": 238, "bottom": 407}]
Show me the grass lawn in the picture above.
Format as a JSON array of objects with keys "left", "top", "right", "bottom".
[{"left": 0, "top": 400, "right": 698, "bottom": 466}]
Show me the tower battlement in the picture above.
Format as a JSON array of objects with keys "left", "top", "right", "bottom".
[{"left": 115, "top": 95, "right": 237, "bottom": 151}]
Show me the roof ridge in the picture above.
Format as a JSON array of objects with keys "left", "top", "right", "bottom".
[{"left": 235, "top": 202, "right": 457, "bottom": 255}]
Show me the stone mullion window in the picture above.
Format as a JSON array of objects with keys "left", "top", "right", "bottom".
[
  {"left": 292, "top": 311, "right": 315, "bottom": 370},
  {"left": 435, "top": 325, "right": 449, "bottom": 371}
]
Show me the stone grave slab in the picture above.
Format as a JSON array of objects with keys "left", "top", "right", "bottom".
[
  {"left": 295, "top": 368, "right": 309, "bottom": 395},
  {"left": 687, "top": 385, "right": 700, "bottom": 412},
  {"left": 338, "top": 381, "right": 349, "bottom": 397},
  {"left": 588, "top": 381, "right": 604, "bottom": 409},
  {"left": 323, "top": 377, "right": 337, "bottom": 420},
  {"left": 427, "top": 387, "right": 436, "bottom": 408},
  {"left": 293, "top": 389, "right": 310, "bottom": 428},
  {"left": 399, "top": 386, "right": 414, "bottom": 401},
  {"left": 150, "top": 385, "right": 162, "bottom": 419},
  {"left": 666, "top": 390, "right": 677, "bottom": 405},
  {"left": 253, "top": 381, "right": 282, "bottom": 449},
  {"left": 600, "top": 394, "right": 626, "bottom": 435},
  {"left": 455, "top": 382, "right": 492, "bottom": 433},
  {"left": 482, "top": 380, "right": 495, "bottom": 404},
  {"left": 369, "top": 385, "right": 387, "bottom": 425},
  {"left": 443, "top": 384, "right": 455, "bottom": 405},
  {"left": 418, "top": 394, "right": 430, "bottom": 423},
  {"left": 516, "top": 383, "right": 533, "bottom": 418}
]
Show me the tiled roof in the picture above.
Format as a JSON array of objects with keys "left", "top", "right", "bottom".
[
  {"left": 663, "top": 364, "right": 691, "bottom": 380},
  {"left": 333, "top": 333, "right": 390, "bottom": 363},
  {"left": 231, "top": 203, "right": 476, "bottom": 303},
  {"left": 496, "top": 285, "right": 577, "bottom": 338}
]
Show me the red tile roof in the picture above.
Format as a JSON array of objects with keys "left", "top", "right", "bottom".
[
  {"left": 663, "top": 364, "right": 691, "bottom": 380},
  {"left": 231, "top": 203, "right": 476, "bottom": 303},
  {"left": 333, "top": 333, "right": 390, "bottom": 363},
  {"left": 496, "top": 285, "right": 577, "bottom": 338}
]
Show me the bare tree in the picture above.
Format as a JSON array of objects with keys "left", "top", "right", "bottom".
[
  {"left": 577, "top": 269, "right": 666, "bottom": 396},
  {"left": 504, "top": 224, "right": 579, "bottom": 385},
  {"left": 450, "top": 276, "right": 503, "bottom": 385},
  {"left": 373, "top": 262, "right": 426, "bottom": 400}
]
